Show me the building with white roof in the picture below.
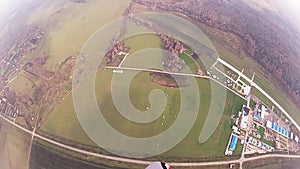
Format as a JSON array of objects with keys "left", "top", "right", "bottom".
[{"left": 261, "top": 105, "right": 267, "bottom": 119}]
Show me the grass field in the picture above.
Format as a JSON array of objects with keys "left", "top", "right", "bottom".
[
  {"left": 40, "top": 93, "right": 97, "bottom": 146},
  {"left": 9, "top": 75, "right": 34, "bottom": 95},
  {"left": 32, "top": 138, "right": 239, "bottom": 169},
  {"left": 36, "top": 0, "right": 131, "bottom": 70},
  {"left": 125, "top": 34, "right": 162, "bottom": 53},
  {"left": 8, "top": 71, "right": 41, "bottom": 96},
  {"left": 179, "top": 53, "right": 199, "bottom": 74},
  {"left": 250, "top": 98, "right": 256, "bottom": 110},
  {"left": 257, "top": 126, "right": 265, "bottom": 137},
  {"left": 41, "top": 68, "right": 245, "bottom": 159}
]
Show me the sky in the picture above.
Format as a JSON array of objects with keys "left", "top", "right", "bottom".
[
  {"left": 0, "top": 0, "right": 300, "bottom": 32},
  {"left": 0, "top": 0, "right": 299, "bottom": 21},
  {"left": 0, "top": 0, "right": 22, "bottom": 16},
  {"left": 0, "top": 0, "right": 29, "bottom": 26},
  {"left": 279, "top": 0, "right": 300, "bottom": 27}
]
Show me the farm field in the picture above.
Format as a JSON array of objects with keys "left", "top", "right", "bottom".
[
  {"left": 243, "top": 157, "right": 300, "bottom": 169},
  {"left": 30, "top": 138, "right": 145, "bottom": 169},
  {"left": 0, "top": 118, "right": 31, "bottom": 169},
  {"left": 8, "top": 75, "right": 34, "bottom": 96}
]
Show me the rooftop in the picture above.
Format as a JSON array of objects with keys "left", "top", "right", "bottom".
[{"left": 229, "top": 135, "right": 238, "bottom": 151}]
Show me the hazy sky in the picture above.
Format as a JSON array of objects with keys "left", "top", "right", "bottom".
[
  {"left": 0, "top": 0, "right": 30, "bottom": 26},
  {"left": 0, "top": 0, "right": 300, "bottom": 31},
  {"left": 0, "top": 0, "right": 22, "bottom": 16},
  {"left": 0, "top": 0, "right": 299, "bottom": 20},
  {"left": 280, "top": 0, "right": 300, "bottom": 25}
]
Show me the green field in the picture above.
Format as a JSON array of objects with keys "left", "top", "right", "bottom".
[
  {"left": 40, "top": 93, "right": 96, "bottom": 146},
  {"left": 41, "top": 68, "right": 246, "bottom": 159},
  {"left": 125, "top": 34, "right": 162, "bottom": 53},
  {"left": 36, "top": 0, "right": 131, "bottom": 70},
  {"left": 8, "top": 74, "right": 35, "bottom": 96},
  {"left": 257, "top": 126, "right": 265, "bottom": 137},
  {"left": 233, "top": 142, "right": 244, "bottom": 156},
  {"left": 250, "top": 98, "right": 256, "bottom": 110},
  {"left": 179, "top": 53, "right": 199, "bottom": 74}
]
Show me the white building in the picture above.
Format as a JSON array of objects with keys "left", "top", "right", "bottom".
[
  {"left": 261, "top": 105, "right": 267, "bottom": 119},
  {"left": 295, "top": 136, "right": 299, "bottom": 143},
  {"left": 240, "top": 105, "right": 250, "bottom": 129}
]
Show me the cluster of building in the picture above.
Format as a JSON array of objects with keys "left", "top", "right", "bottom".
[
  {"left": 225, "top": 105, "right": 253, "bottom": 155},
  {"left": 0, "top": 25, "right": 45, "bottom": 80},
  {"left": 160, "top": 35, "right": 188, "bottom": 72},
  {"left": 252, "top": 99, "right": 300, "bottom": 151},
  {"left": 0, "top": 96, "right": 18, "bottom": 119},
  {"left": 105, "top": 40, "right": 129, "bottom": 65},
  {"left": 266, "top": 120, "right": 299, "bottom": 143},
  {"left": 225, "top": 98, "right": 300, "bottom": 156},
  {"left": 247, "top": 136, "right": 274, "bottom": 152},
  {"left": 207, "top": 65, "right": 251, "bottom": 96}
]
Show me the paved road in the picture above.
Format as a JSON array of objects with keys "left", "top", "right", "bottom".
[
  {"left": 106, "top": 66, "right": 210, "bottom": 79},
  {"left": 1, "top": 60, "right": 300, "bottom": 168},
  {"left": 170, "top": 154, "right": 300, "bottom": 167},
  {"left": 2, "top": 113, "right": 300, "bottom": 167},
  {"left": 105, "top": 65, "right": 247, "bottom": 101},
  {"left": 217, "top": 58, "right": 300, "bottom": 132}
]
